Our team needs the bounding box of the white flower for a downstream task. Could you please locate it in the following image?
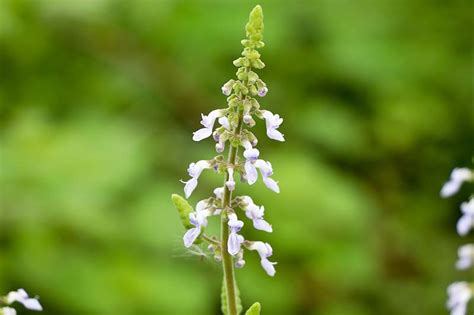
[221,80,234,96]
[218,116,230,130]
[258,86,268,97]
[6,289,42,311]
[182,201,212,247]
[242,140,259,184]
[226,168,236,191]
[1,307,16,315]
[457,198,474,236]
[192,109,225,141]
[213,187,224,200]
[240,196,272,232]
[261,110,284,142]
[181,160,212,198]
[227,213,244,255]
[456,244,474,270]
[447,282,472,315]
[248,241,276,276]
[255,160,280,193]
[235,250,245,268]
[441,168,473,198]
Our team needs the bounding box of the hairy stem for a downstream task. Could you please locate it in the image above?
[221,108,244,315]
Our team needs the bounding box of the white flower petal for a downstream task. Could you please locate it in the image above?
[245,161,258,185]
[260,258,276,276]
[23,299,42,311]
[253,219,273,232]
[228,232,243,255]
[263,177,280,193]
[267,128,285,141]
[183,227,201,248]
[183,178,198,199]
[457,214,473,236]
[192,127,213,141]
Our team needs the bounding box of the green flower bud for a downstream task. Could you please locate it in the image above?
[233,57,244,67]
[243,49,261,60]
[248,5,264,34]
[247,71,259,84]
[171,194,193,229]
[251,59,265,69]
[236,67,247,80]
[249,85,258,96]
[245,302,261,315]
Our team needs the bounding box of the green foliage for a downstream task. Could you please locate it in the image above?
[245,302,261,315]
[221,278,243,315]
[171,194,193,229]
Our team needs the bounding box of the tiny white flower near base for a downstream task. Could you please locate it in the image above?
[441,168,473,198]
[6,289,42,311]
[456,244,474,270]
[192,109,225,141]
[457,198,474,236]
[447,282,472,315]
[261,110,284,142]
[1,307,17,315]
[248,241,276,276]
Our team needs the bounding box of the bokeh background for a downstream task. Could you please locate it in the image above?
[0,0,473,314]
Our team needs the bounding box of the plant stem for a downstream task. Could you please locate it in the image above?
[221,108,244,315]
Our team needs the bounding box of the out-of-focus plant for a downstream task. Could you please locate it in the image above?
[172,5,283,314]
[441,166,474,315]
[0,289,42,315]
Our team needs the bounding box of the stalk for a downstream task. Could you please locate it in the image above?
[221,108,244,315]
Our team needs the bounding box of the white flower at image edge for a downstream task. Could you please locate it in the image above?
[456,244,474,270]
[447,282,472,315]
[6,289,42,311]
[441,168,473,198]
[457,198,474,236]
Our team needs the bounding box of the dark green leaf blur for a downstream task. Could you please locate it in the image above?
[0,0,472,314]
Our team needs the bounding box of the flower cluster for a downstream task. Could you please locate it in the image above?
[441,166,473,315]
[174,5,282,279]
[0,289,42,315]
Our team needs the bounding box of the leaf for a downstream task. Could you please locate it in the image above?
[171,194,193,229]
[221,277,243,314]
[245,302,261,315]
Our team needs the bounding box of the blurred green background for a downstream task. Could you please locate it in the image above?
[0,0,472,314]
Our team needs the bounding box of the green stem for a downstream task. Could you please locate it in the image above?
[221,108,244,315]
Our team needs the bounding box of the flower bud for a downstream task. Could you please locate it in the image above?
[171,194,194,229]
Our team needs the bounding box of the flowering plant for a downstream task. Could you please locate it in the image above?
[171,5,283,314]
[441,166,474,315]
[0,289,42,315]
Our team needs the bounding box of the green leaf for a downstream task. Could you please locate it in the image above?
[221,278,243,314]
[171,194,193,229]
[245,302,261,315]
